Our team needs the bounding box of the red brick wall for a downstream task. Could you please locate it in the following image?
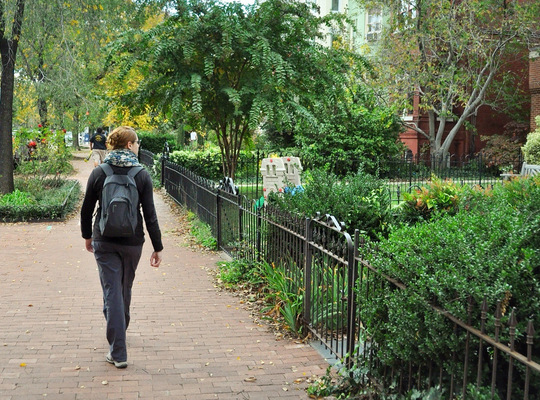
[530,48,540,131]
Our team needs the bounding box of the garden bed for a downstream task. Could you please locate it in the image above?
[0,179,81,222]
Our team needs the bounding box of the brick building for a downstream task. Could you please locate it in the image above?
[320,0,538,157]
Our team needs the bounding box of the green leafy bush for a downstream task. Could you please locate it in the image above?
[187,211,217,249]
[169,148,258,181]
[268,168,391,238]
[0,179,81,221]
[0,189,36,206]
[521,116,540,164]
[359,175,540,395]
[137,131,181,154]
[169,148,223,180]
[217,259,262,288]
[217,258,304,335]
[395,176,473,224]
[14,128,73,179]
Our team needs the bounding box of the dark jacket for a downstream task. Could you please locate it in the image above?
[80,165,163,252]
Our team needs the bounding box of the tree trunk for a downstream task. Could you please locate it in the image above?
[36,53,48,126]
[38,97,48,127]
[0,46,15,193]
[0,0,26,195]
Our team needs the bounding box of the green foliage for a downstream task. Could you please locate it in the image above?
[256,260,304,335]
[360,176,540,383]
[0,178,81,221]
[14,128,73,180]
[169,148,223,180]
[522,117,540,164]
[216,258,304,336]
[169,148,257,181]
[106,0,362,178]
[295,77,404,176]
[462,385,501,400]
[396,176,471,224]
[358,0,539,157]
[217,259,262,288]
[0,189,36,206]
[187,211,217,249]
[137,131,181,155]
[269,168,391,238]
[307,347,446,399]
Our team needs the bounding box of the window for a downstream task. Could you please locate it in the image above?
[400,0,417,19]
[332,0,339,12]
[366,8,382,41]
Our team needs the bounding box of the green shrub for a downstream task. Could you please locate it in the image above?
[360,176,540,394]
[521,116,540,164]
[14,129,73,179]
[0,179,81,221]
[395,176,473,224]
[138,131,181,154]
[217,258,304,336]
[187,211,217,249]
[217,259,261,287]
[268,167,391,238]
[0,189,36,206]
[169,148,258,181]
[170,148,223,180]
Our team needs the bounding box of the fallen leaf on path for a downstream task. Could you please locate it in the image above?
[244,377,257,382]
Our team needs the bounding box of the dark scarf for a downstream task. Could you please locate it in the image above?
[103,149,141,167]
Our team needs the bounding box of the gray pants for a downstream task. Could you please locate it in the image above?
[93,241,143,362]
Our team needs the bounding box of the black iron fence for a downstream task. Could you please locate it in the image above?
[140,149,538,399]
[145,147,523,204]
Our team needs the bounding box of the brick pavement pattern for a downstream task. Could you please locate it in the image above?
[0,154,328,400]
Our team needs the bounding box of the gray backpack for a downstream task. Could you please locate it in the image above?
[98,163,144,237]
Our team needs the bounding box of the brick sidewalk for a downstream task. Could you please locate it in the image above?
[0,153,328,400]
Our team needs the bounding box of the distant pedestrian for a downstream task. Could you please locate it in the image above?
[80,126,163,368]
[190,130,197,148]
[89,127,108,167]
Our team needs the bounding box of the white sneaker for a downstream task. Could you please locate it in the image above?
[106,352,128,368]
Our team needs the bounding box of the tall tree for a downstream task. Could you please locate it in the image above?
[0,0,25,195]
[356,0,540,159]
[17,0,145,131]
[106,0,351,178]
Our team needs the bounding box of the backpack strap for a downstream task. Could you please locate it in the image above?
[128,166,144,178]
[99,163,114,176]
[99,163,143,178]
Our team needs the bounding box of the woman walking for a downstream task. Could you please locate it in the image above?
[80,126,163,368]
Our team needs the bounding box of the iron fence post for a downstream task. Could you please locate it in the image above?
[255,150,260,200]
[346,230,358,369]
[238,195,243,242]
[216,191,222,250]
[256,206,262,263]
[408,156,413,191]
[303,218,312,327]
[161,141,170,187]
[478,153,483,188]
